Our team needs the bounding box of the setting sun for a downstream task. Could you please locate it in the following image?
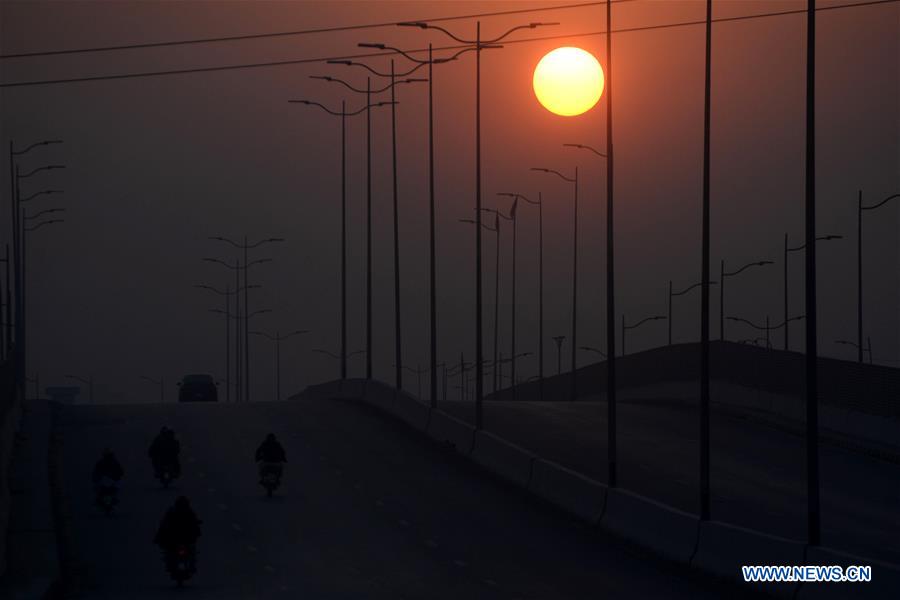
[533,47,604,117]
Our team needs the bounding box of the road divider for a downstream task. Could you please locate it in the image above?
[528,459,607,524]
[601,488,699,563]
[426,409,476,454]
[691,520,805,598]
[471,430,535,488]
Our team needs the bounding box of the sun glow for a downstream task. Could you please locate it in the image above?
[533,47,604,117]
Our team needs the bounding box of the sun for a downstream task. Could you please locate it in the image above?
[533,47,604,117]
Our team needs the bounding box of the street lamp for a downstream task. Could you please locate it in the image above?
[857,191,899,363]
[835,338,873,364]
[65,374,93,403]
[251,329,310,401]
[726,315,805,350]
[532,166,578,402]
[140,375,165,403]
[551,335,566,377]
[719,259,773,340]
[289,97,394,382]
[310,74,418,383]
[500,192,543,401]
[668,279,718,345]
[400,19,558,430]
[621,315,666,356]
[206,237,282,402]
[196,283,260,402]
[21,212,65,370]
[784,234,841,351]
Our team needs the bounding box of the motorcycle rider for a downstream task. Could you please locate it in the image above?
[154,496,202,556]
[149,426,181,479]
[92,448,124,489]
[255,433,286,483]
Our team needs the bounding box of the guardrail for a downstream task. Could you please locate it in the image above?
[299,378,900,597]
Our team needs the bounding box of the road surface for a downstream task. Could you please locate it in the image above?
[57,396,758,599]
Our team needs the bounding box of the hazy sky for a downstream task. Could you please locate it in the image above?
[1,0,897,403]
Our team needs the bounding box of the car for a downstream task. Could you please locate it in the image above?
[177,374,218,402]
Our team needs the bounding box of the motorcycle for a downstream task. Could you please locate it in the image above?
[164,543,197,586]
[259,462,283,497]
[95,478,119,515]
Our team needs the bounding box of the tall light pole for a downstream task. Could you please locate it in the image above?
[310,75,419,382]
[784,234,841,351]
[622,315,666,357]
[857,192,899,363]
[1,245,10,358]
[196,283,260,403]
[346,44,482,408]
[208,236,283,402]
[532,167,578,402]
[484,202,518,398]
[700,0,713,522]
[720,259,773,340]
[21,212,65,375]
[668,279,718,345]
[563,140,612,477]
[551,336,565,377]
[400,19,557,430]
[290,97,394,381]
[500,192,540,400]
[251,329,309,401]
[728,315,805,351]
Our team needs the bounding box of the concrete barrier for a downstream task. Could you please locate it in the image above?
[795,546,900,599]
[471,430,535,488]
[426,409,475,454]
[599,488,699,563]
[529,459,607,524]
[392,391,430,432]
[692,520,805,597]
[364,382,396,414]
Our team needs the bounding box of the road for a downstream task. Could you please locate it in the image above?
[440,396,900,564]
[57,396,758,599]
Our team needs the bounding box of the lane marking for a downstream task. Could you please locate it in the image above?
[398,519,410,527]
[453,559,467,568]
[264,565,275,573]
[232,523,243,532]
[218,503,228,510]
[425,539,438,549]
[207,487,216,493]
[484,579,498,587]
[247,545,258,553]
[375,500,384,507]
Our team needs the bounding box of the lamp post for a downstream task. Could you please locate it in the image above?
[622,315,666,357]
[485,200,518,399]
[459,215,501,395]
[727,315,805,350]
[500,192,543,401]
[202,258,243,401]
[857,192,899,362]
[311,72,425,388]
[21,213,65,371]
[207,236,283,402]
[195,283,260,403]
[532,167,578,401]
[1,245,10,358]
[290,97,394,381]
[835,338,873,364]
[399,19,557,430]
[344,44,484,408]
[784,234,842,351]
[668,279,718,345]
[251,329,310,401]
[720,259,773,340]
[65,374,93,403]
[140,375,164,403]
[552,335,565,376]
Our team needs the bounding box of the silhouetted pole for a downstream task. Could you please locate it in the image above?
[366,77,373,379]
[804,0,820,546]
[428,45,436,407]
[341,102,347,379]
[532,167,578,402]
[234,263,241,402]
[784,233,841,351]
[251,330,309,401]
[552,335,565,376]
[622,315,666,357]
[492,211,500,395]
[389,62,404,390]
[606,0,618,489]
[700,0,712,522]
[510,199,518,400]
[720,259,773,340]
[2,245,10,357]
[401,20,555,430]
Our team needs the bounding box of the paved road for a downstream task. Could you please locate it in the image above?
[57,397,758,599]
[440,396,900,564]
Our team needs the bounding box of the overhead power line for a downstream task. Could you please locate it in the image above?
[0,0,895,89]
[0,0,635,60]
